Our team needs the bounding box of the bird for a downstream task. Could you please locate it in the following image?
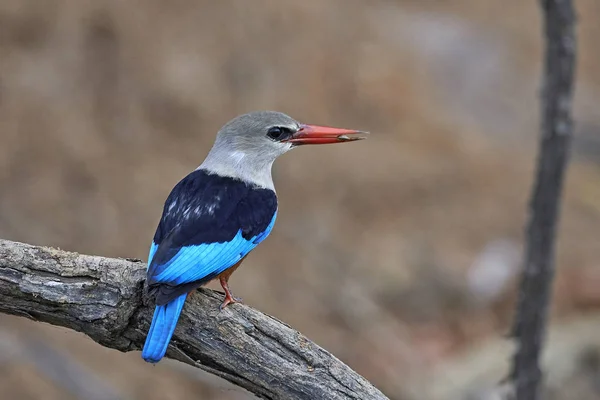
[141,110,366,363]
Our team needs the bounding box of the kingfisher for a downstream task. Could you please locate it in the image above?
[141,111,366,363]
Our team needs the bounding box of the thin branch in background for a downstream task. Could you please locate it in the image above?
[510,1,577,400]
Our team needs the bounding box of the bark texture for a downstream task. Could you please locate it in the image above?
[0,239,388,400]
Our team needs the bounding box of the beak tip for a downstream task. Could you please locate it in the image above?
[339,130,370,142]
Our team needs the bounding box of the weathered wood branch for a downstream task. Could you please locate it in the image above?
[510,0,576,399]
[0,239,388,400]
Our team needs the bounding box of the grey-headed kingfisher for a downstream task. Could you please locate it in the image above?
[142,111,366,363]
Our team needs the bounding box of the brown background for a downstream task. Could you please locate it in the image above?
[1,1,599,399]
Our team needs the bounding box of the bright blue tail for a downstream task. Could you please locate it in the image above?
[141,294,187,363]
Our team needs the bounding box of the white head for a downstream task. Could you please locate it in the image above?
[199,111,366,190]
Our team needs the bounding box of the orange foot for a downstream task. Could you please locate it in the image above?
[219,276,242,311]
[219,291,243,311]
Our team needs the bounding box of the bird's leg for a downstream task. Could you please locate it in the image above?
[219,276,242,311]
[217,260,244,311]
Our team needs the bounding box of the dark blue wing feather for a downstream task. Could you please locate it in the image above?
[146,169,277,305]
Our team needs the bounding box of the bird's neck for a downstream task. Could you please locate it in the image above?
[198,149,275,191]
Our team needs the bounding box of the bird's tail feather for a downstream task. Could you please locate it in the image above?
[141,293,187,363]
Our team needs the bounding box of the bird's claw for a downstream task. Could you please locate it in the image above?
[219,293,243,311]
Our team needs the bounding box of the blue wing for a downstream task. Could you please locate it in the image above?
[149,214,276,285]
[146,169,278,305]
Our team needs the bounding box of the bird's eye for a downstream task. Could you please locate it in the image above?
[267,126,292,141]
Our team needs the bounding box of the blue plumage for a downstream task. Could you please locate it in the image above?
[148,242,158,266]
[142,169,277,363]
[152,227,272,285]
[141,293,187,363]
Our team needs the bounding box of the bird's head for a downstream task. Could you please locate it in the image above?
[202,111,367,188]
[214,110,367,161]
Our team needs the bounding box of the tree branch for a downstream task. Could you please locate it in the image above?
[510,1,577,399]
[0,239,388,400]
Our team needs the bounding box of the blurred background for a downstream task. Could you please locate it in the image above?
[0,0,599,399]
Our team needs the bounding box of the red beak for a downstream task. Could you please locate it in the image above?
[285,124,368,145]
